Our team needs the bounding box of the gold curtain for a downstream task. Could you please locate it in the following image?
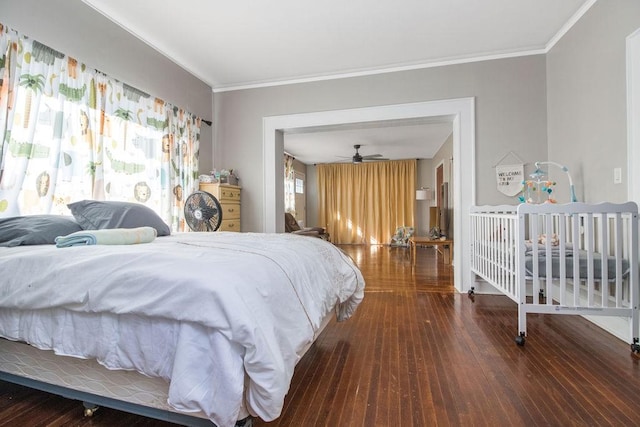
[317,159,416,244]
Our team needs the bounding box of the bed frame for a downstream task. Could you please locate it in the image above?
[470,202,639,350]
[0,309,335,426]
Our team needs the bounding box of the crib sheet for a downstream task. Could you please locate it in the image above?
[525,249,630,280]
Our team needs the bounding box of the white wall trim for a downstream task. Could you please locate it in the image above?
[545,0,597,52]
[263,98,476,292]
[627,28,640,204]
[214,51,544,93]
[211,2,594,93]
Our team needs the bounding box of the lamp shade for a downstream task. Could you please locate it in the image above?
[416,188,430,200]
[416,187,433,200]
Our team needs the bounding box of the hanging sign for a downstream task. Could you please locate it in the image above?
[495,163,524,196]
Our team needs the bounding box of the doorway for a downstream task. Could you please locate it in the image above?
[262,98,476,292]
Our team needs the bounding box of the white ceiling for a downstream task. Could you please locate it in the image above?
[284,117,455,164]
[82,0,593,164]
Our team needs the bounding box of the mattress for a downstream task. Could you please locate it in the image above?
[0,308,239,420]
[525,249,630,280]
[473,241,630,281]
[0,338,182,414]
[0,307,336,425]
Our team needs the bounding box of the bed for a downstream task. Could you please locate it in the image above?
[0,230,365,426]
[469,202,639,350]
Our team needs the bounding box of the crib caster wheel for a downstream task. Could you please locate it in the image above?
[515,333,526,346]
[83,402,99,417]
[631,338,640,353]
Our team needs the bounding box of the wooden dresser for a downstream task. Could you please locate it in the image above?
[198,183,241,232]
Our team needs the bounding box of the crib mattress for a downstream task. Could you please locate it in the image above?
[525,249,630,280]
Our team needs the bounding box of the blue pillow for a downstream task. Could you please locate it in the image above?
[0,215,84,247]
[68,200,171,236]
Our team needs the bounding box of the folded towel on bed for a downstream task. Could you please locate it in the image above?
[55,226,157,248]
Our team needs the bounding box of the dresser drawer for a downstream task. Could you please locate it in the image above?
[198,183,217,193]
[217,186,240,202]
[221,203,240,220]
[199,183,241,202]
[219,219,241,232]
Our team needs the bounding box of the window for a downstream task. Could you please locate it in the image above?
[0,23,201,231]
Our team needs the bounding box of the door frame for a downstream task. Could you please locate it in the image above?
[627,28,640,204]
[262,97,475,292]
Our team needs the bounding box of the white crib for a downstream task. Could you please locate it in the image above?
[470,202,639,350]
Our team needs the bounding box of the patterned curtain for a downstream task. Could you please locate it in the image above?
[0,23,201,231]
[284,153,295,215]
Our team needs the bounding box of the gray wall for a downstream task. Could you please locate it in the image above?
[431,134,454,238]
[216,56,548,231]
[305,164,320,228]
[6,1,636,232]
[547,0,640,203]
[1,0,214,168]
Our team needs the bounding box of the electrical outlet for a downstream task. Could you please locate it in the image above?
[614,167,622,184]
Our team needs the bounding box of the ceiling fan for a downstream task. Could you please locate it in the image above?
[341,144,388,164]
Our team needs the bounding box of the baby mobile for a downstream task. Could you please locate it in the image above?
[518,161,577,204]
[519,170,556,204]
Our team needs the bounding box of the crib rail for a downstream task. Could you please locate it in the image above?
[470,202,639,350]
[470,205,519,302]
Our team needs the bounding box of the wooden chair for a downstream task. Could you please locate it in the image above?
[284,213,330,241]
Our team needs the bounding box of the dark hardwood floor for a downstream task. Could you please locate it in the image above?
[3,245,640,426]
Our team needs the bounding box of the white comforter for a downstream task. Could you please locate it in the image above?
[0,232,365,426]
